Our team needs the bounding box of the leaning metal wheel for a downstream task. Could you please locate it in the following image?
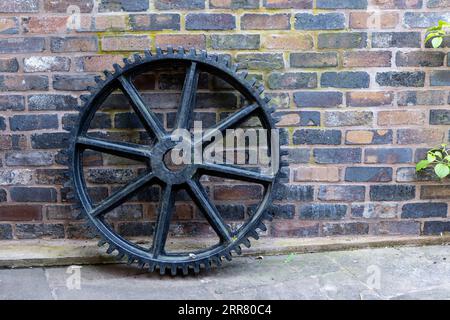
[68,47,281,275]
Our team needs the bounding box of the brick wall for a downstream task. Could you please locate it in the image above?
[0,0,450,241]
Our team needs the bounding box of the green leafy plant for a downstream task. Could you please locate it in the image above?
[416,144,450,179]
[425,20,450,48]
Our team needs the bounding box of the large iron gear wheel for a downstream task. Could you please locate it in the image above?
[68,47,282,275]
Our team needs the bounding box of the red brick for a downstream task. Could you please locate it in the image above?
[263,34,313,50]
[22,16,69,34]
[294,167,340,182]
[75,55,124,72]
[241,14,290,30]
[0,205,42,221]
[378,110,426,126]
[155,34,206,50]
[214,185,262,200]
[101,35,151,51]
[350,12,399,29]
[346,91,393,107]
[343,51,392,67]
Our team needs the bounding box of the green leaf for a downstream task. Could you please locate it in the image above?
[434,163,450,179]
[416,159,430,171]
[432,36,443,48]
[427,153,436,162]
[435,151,443,159]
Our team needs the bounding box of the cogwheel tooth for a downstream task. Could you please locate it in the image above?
[249,230,259,240]
[267,106,276,113]
[263,96,271,103]
[156,47,163,56]
[98,239,107,247]
[212,256,221,267]
[234,245,242,255]
[113,63,122,73]
[167,46,174,55]
[80,95,89,103]
[170,264,177,276]
[242,238,251,248]
[189,48,196,56]
[208,54,218,62]
[177,46,185,55]
[103,70,113,78]
[239,71,248,79]
[265,211,274,221]
[87,86,97,93]
[144,49,152,58]
[258,222,267,232]
[231,64,238,73]
[247,77,257,86]
[94,75,103,84]
[106,245,116,254]
[193,262,200,274]
[257,85,265,94]
[203,260,211,272]
[159,264,166,275]
[182,264,189,276]
[115,252,125,261]
[123,57,131,65]
[224,252,232,261]
[280,149,289,156]
[200,50,207,58]
[137,261,145,269]
[280,160,289,167]
[133,53,142,63]
[127,256,135,265]
[148,262,156,273]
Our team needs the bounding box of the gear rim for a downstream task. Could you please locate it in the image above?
[68,47,281,275]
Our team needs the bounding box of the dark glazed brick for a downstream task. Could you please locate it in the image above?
[299,204,347,220]
[31,132,70,149]
[16,223,64,239]
[210,34,260,50]
[321,72,369,88]
[345,167,392,182]
[213,0,259,8]
[372,32,421,48]
[267,72,317,89]
[10,114,58,131]
[10,187,57,203]
[396,51,445,67]
[318,33,367,49]
[370,185,415,201]
[5,151,53,166]
[0,0,39,12]
[28,94,78,111]
[0,58,19,72]
[0,117,5,130]
[36,169,69,185]
[283,148,310,164]
[322,222,369,236]
[271,221,319,237]
[290,52,338,68]
[293,129,341,145]
[423,221,450,235]
[118,222,153,237]
[273,184,314,201]
[186,14,235,30]
[318,185,365,201]
[430,71,450,86]
[404,12,450,28]
[63,113,111,130]
[235,53,284,71]
[129,14,180,31]
[295,13,345,30]
[273,111,320,126]
[67,223,98,239]
[250,204,296,219]
[316,0,367,8]
[430,110,450,125]
[50,36,98,52]
[45,0,94,12]
[100,0,149,11]
[0,96,24,111]
[263,0,312,8]
[0,224,13,240]
[155,0,205,9]
[0,189,6,202]
[314,148,362,164]
[377,221,420,235]
[53,75,96,91]
[293,91,342,108]
[376,72,425,87]
[398,90,447,106]
[364,148,412,163]
[0,37,45,53]
[402,203,447,218]
[217,204,245,220]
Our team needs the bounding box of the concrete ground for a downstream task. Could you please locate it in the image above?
[0,244,448,300]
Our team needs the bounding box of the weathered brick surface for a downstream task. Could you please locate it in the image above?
[0,1,448,240]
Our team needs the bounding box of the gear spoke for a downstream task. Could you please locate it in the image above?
[152,184,175,258]
[187,179,232,243]
[117,75,166,140]
[195,103,259,147]
[175,62,199,129]
[76,136,150,160]
[198,163,273,184]
[91,172,156,218]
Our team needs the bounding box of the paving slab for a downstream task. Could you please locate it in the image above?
[0,244,447,300]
